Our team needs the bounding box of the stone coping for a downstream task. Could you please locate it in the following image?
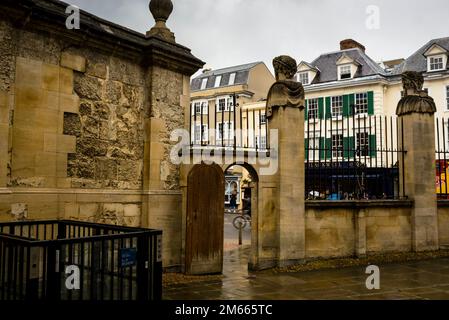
[0,188,181,196]
[306,200,413,208]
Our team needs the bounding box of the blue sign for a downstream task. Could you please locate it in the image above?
[120,248,137,268]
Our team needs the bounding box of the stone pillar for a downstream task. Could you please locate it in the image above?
[266,56,306,266]
[142,0,204,270]
[397,71,439,251]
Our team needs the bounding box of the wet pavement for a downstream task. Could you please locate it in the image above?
[164,243,449,300]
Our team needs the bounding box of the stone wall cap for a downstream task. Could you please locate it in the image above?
[306,200,413,208]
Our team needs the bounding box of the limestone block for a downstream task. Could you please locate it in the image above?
[45,91,59,110]
[11,203,28,220]
[79,203,99,220]
[12,127,44,151]
[35,152,57,177]
[15,57,42,88]
[59,67,74,95]
[124,216,141,227]
[64,202,79,219]
[42,63,60,92]
[59,93,79,113]
[15,87,45,108]
[56,153,68,178]
[44,133,76,153]
[124,204,141,217]
[61,52,86,73]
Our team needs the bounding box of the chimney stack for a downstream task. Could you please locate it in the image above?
[340,39,366,52]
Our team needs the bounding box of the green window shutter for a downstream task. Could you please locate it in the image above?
[305,138,309,159]
[325,138,332,159]
[349,136,355,159]
[325,97,331,119]
[318,98,324,119]
[368,91,374,115]
[343,95,350,117]
[319,137,325,160]
[349,94,355,116]
[369,135,377,157]
[304,99,308,121]
[343,137,349,158]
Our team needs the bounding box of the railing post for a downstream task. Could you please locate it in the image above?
[397,71,439,251]
[136,234,150,301]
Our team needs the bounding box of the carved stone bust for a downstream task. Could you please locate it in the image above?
[396,71,436,116]
[266,55,304,118]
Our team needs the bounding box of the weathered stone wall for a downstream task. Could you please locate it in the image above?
[304,203,413,259]
[438,203,449,248]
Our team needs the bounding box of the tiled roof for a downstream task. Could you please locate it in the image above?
[393,37,449,74]
[191,62,262,91]
[309,48,387,83]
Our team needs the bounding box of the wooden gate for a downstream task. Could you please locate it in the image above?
[186,164,225,275]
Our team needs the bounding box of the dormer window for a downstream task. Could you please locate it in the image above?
[339,65,352,80]
[424,44,448,72]
[200,78,208,90]
[429,55,445,71]
[298,72,310,85]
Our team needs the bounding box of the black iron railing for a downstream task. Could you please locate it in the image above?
[190,95,269,152]
[436,117,449,199]
[305,113,406,200]
[0,220,162,301]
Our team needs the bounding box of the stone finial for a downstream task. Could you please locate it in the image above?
[147,0,176,42]
[396,71,436,116]
[267,55,304,118]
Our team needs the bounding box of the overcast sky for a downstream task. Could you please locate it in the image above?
[66,0,449,75]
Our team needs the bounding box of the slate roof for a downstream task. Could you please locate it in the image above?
[393,37,449,74]
[307,48,387,84]
[191,62,262,91]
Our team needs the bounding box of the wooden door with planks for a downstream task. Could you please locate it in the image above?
[186,164,225,275]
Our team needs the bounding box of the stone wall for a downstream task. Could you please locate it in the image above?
[0,0,203,271]
[304,202,413,260]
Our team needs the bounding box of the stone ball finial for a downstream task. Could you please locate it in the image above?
[273,55,298,81]
[396,71,436,116]
[150,0,173,22]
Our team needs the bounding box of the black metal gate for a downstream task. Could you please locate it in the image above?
[0,220,162,301]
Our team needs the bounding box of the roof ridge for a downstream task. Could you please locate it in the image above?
[195,61,262,79]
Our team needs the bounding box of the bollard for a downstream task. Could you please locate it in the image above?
[238,221,243,246]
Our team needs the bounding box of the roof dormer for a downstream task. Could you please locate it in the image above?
[336,54,360,80]
[296,61,319,85]
[424,43,448,72]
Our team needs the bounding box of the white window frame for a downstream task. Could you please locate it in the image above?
[356,132,369,157]
[331,96,343,118]
[214,75,222,88]
[193,124,208,144]
[446,86,449,111]
[355,93,368,115]
[298,72,309,85]
[256,136,267,149]
[191,100,208,115]
[200,78,208,90]
[308,136,320,161]
[216,96,234,112]
[229,73,236,85]
[338,64,352,80]
[308,98,319,120]
[332,134,344,158]
[428,55,445,72]
[217,121,234,141]
[260,113,267,125]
